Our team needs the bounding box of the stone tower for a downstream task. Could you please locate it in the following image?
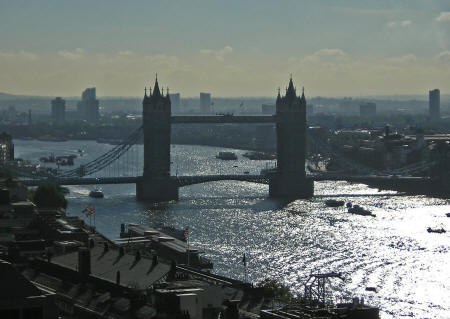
[269,78,313,198]
[136,77,179,201]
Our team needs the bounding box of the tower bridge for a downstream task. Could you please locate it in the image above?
[15,77,442,200]
[136,77,312,201]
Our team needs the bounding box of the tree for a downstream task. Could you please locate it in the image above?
[257,279,295,303]
[33,184,67,208]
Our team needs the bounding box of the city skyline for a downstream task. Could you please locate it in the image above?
[0,0,449,97]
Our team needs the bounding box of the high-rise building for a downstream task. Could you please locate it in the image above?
[77,87,100,122]
[169,93,181,113]
[360,102,376,119]
[51,97,66,125]
[200,92,211,114]
[429,89,440,121]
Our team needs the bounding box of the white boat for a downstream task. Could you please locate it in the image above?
[89,189,104,198]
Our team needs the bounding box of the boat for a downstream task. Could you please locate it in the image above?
[347,205,376,217]
[325,199,345,207]
[427,227,446,234]
[216,152,237,160]
[39,154,56,163]
[243,171,250,174]
[56,155,75,166]
[242,151,276,160]
[89,189,104,198]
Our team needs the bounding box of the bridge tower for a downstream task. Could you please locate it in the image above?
[136,77,179,201]
[269,78,314,198]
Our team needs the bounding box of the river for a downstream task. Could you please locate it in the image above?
[13,139,450,319]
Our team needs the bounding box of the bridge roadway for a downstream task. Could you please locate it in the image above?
[171,115,276,124]
[21,173,431,188]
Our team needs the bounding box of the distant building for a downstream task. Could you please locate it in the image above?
[360,102,376,119]
[0,132,14,162]
[200,92,211,114]
[261,104,275,115]
[77,87,100,122]
[51,97,65,125]
[306,103,314,116]
[429,89,440,121]
[169,93,181,113]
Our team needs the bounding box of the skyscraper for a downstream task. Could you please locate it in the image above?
[169,93,181,113]
[51,97,66,125]
[200,92,211,114]
[77,87,100,122]
[429,89,440,121]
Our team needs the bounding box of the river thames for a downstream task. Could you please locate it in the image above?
[14,139,450,319]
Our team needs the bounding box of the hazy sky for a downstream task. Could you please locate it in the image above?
[1,0,449,97]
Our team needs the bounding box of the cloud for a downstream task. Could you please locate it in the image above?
[386,54,417,64]
[387,21,397,28]
[435,12,450,22]
[58,48,85,60]
[299,48,348,65]
[117,50,133,57]
[401,20,412,26]
[200,46,233,61]
[200,49,213,55]
[387,20,411,28]
[0,50,37,61]
[0,50,15,59]
[434,51,450,64]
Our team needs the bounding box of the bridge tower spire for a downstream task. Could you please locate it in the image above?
[269,77,313,198]
[137,76,178,201]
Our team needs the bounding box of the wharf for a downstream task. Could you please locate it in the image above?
[117,223,212,269]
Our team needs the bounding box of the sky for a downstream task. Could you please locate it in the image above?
[0,0,449,97]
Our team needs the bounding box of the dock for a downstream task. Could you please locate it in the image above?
[117,223,212,269]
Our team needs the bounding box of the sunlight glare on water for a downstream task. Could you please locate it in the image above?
[14,140,450,319]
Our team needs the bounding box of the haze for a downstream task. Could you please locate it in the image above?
[0,0,449,97]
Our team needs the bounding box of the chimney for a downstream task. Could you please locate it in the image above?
[135,250,141,261]
[116,270,121,285]
[78,247,91,278]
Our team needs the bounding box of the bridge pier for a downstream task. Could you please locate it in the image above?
[269,176,314,199]
[136,178,179,202]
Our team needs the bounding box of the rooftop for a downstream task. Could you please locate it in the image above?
[51,244,170,289]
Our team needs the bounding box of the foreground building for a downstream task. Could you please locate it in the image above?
[0,132,14,163]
